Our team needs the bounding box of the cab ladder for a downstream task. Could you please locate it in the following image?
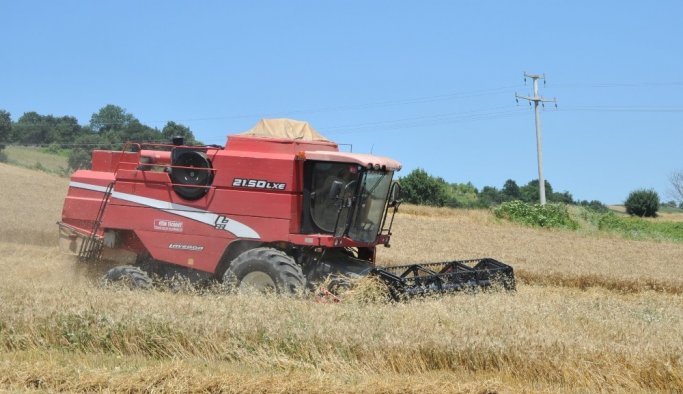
[78,182,114,262]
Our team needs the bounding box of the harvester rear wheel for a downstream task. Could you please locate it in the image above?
[102,265,152,290]
[223,247,305,295]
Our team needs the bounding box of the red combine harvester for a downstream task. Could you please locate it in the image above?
[59,119,514,299]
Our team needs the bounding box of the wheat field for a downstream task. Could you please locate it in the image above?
[1,162,682,393]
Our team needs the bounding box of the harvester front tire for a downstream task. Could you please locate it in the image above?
[102,265,152,290]
[223,247,305,295]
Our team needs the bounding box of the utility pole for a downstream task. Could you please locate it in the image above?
[516,73,557,205]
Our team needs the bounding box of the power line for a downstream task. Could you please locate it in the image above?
[553,81,683,89]
[558,106,683,113]
[325,111,526,135]
[140,85,523,125]
[196,104,525,138]
[324,106,513,130]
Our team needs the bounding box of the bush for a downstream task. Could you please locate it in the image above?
[493,200,578,229]
[444,182,479,208]
[579,200,609,213]
[41,143,69,156]
[624,189,660,217]
[68,149,92,170]
[33,162,46,172]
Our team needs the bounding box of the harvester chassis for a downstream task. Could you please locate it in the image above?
[59,122,516,300]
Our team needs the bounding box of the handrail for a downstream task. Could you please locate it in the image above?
[113,141,219,176]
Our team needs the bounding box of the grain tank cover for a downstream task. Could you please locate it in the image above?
[239,118,330,141]
[227,118,337,154]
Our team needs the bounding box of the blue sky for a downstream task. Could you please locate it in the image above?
[2,1,681,204]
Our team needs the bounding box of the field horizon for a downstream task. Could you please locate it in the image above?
[1,162,682,393]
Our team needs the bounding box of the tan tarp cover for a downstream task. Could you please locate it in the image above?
[240,118,329,141]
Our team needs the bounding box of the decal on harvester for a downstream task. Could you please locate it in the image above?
[169,243,204,251]
[214,215,230,230]
[154,219,184,232]
[69,181,261,239]
[232,178,286,190]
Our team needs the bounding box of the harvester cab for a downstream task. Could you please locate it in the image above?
[58,118,513,299]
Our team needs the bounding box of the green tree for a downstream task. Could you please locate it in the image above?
[120,119,160,143]
[445,182,479,208]
[90,104,136,133]
[520,179,554,203]
[90,105,166,146]
[399,168,448,206]
[478,186,504,206]
[12,112,83,145]
[624,189,660,217]
[550,190,574,204]
[0,110,11,150]
[13,112,50,144]
[162,121,199,145]
[52,115,83,144]
[502,179,521,201]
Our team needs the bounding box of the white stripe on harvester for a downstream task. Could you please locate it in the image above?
[69,181,260,239]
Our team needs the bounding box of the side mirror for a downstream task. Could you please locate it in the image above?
[389,182,401,206]
[327,180,344,200]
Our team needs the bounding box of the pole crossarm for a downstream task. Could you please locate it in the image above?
[515,94,556,103]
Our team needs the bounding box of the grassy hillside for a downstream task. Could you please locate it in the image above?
[1,163,683,393]
[0,163,68,245]
[1,145,70,176]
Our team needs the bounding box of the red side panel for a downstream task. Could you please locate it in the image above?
[61,171,115,234]
[134,230,230,273]
[101,201,291,273]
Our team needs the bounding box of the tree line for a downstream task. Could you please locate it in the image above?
[0,105,200,170]
[399,168,608,210]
